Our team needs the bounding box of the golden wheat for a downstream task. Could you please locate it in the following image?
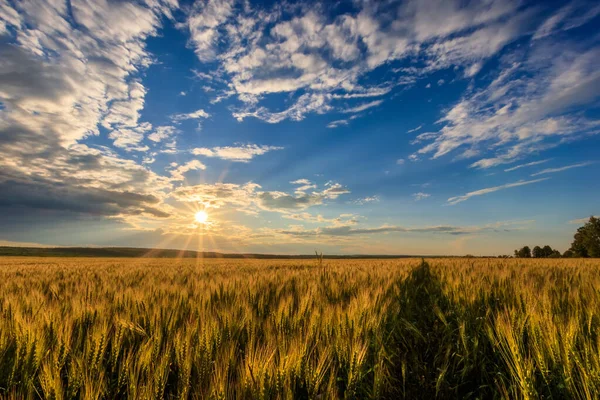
[0,257,599,399]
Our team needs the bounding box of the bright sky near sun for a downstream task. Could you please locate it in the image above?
[0,0,599,255]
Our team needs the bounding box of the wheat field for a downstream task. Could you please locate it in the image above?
[0,257,599,399]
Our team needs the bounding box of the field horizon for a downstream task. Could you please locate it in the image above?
[0,246,477,259]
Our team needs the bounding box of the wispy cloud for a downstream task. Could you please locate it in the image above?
[413,192,431,201]
[290,179,317,192]
[569,216,599,224]
[171,109,210,123]
[417,40,600,169]
[447,178,548,205]
[531,161,594,176]
[407,125,423,133]
[342,100,383,114]
[278,219,534,238]
[533,3,600,40]
[233,94,331,123]
[354,196,380,205]
[327,119,349,128]
[504,159,551,172]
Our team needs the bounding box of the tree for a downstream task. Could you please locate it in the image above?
[532,246,543,258]
[514,246,531,258]
[569,216,600,258]
[563,249,574,258]
[549,250,561,258]
[542,245,553,258]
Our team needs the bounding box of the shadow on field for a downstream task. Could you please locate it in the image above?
[380,259,499,399]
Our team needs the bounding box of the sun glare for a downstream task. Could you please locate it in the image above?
[195,210,208,224]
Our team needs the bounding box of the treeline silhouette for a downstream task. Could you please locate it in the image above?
[515,216,600,258]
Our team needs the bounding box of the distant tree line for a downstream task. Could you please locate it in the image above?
[514,216,600,258]
[514,245,560,258]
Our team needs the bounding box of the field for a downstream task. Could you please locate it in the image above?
[1,257,600,399]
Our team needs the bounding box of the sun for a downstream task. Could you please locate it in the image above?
[194,210,208,224]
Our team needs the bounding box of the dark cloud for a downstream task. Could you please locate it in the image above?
[0,122,171,221]
[0,179,169,218]
[0,44,75,104]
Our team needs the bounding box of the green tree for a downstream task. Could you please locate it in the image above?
[514,246,531,258]
[532,246,543,258]
[563,249,574,258]
[542,245,554,258]
[549,250,561,258]
[569,216,600,257]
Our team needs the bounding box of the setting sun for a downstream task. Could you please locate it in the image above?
[194,210,208,224]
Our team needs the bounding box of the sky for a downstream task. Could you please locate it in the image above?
[0,0,599,255]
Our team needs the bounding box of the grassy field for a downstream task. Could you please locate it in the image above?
[0,257,599,399]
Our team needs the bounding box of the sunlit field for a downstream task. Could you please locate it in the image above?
[1,257,600,399]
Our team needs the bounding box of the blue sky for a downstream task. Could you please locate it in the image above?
[0,0,598,255]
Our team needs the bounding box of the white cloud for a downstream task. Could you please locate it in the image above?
[0,0,171,148]
[257,182,350,212]
[531,161,594,176]
[170,180,350,214]
[233,93,332,123]
[186,0,235,62]
[170,160,207,181]
[191,144,283,162]
[184,0,537,125]
[290,179,317,192]
[171,109,210,123]
[0,0,178,220]
[290,179,311,185]
[447,178,548,205]
[148,126,178,143]
[417,42,600,168]
[354,196,380,205]
[171,182,260,211]
[413,192,431,201]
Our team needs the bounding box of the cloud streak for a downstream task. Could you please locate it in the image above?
[531,161,595,176]
[278,219,534,238]
[447,178,548,205]
[504,159,551,172]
